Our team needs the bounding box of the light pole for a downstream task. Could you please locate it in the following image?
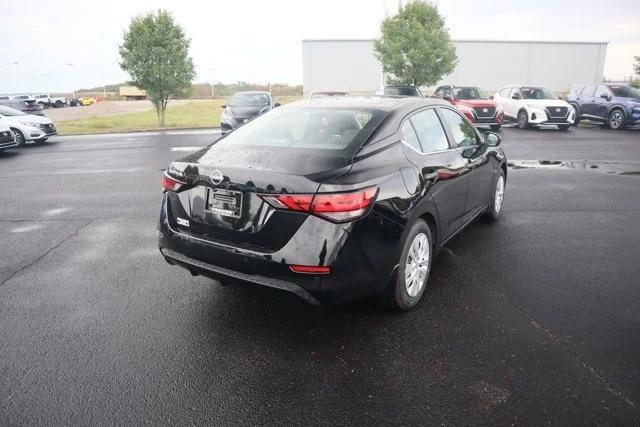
[208,67,216,98]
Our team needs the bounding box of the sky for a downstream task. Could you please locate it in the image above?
[0,0,638,93]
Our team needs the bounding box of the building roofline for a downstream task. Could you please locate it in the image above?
[302,39,609,45]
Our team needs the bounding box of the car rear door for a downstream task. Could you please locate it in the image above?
[438,107,493,222]
[400,108,469,240]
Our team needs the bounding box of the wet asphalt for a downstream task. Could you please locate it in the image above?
[0,124,639,424]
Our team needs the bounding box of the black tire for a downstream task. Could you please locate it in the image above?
[380,220,432,311]
[570,104,581,126]
[490,124,501,131]
[484,170,506,221]
[558,124,571,131]
[608,109,625,130]
[517,109,529,129]
[10,128,25,147]
[55,100,63,108]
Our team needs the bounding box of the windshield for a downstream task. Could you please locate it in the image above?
[608,85,640,98]
[229,93,270,107]
[521,87,557,100]
[453,87,490,100]
[385,87,422,97]
[0,105,26,116]
[206,107,384,155]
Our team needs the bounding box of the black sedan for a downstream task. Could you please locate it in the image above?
[159,97,507,310]
[219,91,280,133]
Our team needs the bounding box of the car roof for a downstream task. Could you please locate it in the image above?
[283,96,449,112]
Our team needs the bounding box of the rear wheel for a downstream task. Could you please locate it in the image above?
[608,109,625,130]
[517,109,529,129]
[55,100,63,108]
[558,124,571,131]
[380,220,432,311]
[10,128,25,147]
[490,124,501,131]
[484,171,505,221]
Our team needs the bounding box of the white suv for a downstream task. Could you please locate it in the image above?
[493,85,575,130]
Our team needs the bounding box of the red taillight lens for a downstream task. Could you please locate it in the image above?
[259,186,378,223]
[161,172,184,192]
[290,265,331,274]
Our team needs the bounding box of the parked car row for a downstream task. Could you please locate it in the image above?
[0,104,57,151]
[317,82,639,131]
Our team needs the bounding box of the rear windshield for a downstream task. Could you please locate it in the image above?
[210,107,384,153]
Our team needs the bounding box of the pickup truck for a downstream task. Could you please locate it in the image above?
[34,94,68,108]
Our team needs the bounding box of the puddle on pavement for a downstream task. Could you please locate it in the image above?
[508,160,640,177]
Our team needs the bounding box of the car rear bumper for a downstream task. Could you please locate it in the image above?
[160,248,322,305]
[157,195,400,304]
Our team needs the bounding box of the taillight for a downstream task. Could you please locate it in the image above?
[161,172,185,192]
[259,186,378,223]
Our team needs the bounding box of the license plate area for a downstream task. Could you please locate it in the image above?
[206,188,243,218]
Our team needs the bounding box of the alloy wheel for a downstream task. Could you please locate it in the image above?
[494,176,505,214]
[11,129,24,146]
[518,111,527,129]
[609,111,623,129]
[404,232,430,297]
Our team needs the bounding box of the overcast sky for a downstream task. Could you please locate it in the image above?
[1,0,638,93]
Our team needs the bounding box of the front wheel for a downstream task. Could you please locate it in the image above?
[608,109,625,130]
[10,128,25,147]
[484,171,505,221]
[558,124,571,131]
[517,110,529,129]
[490,124,501,131]
[380,220,432,311]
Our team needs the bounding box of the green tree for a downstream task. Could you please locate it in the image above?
[119,10,195,126]
[374,0,457,87]
[634,56,640,76]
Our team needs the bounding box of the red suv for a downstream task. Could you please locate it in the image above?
[434,85,504,130]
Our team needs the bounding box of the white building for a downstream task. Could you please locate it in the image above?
[302,39,608,95]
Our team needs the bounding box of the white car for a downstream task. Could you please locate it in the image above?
[493,85,575,130]
[0,104,57,146]
[0,116,18,152]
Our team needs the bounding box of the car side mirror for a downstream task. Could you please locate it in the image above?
[489,95,494,99]
[221,104,227,108]
[511,93,521,100]
[484,131,502,147]
[600,93,609,99]
[274,102,281,107]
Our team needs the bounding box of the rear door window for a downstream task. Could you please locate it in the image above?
[582,85,596,97]
[409,109,450,153]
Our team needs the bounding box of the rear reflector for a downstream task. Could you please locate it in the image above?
[161,172,185,192]
[290,265,331,274]
[259,186,378,223]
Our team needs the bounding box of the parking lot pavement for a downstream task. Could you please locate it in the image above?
[0,127,639,424]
